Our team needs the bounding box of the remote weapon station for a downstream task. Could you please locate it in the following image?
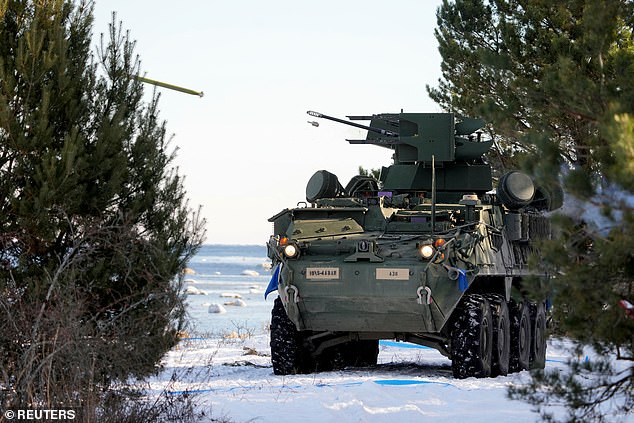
[266,111,560,378]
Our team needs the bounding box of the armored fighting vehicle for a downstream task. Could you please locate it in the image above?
[266,111,560,379]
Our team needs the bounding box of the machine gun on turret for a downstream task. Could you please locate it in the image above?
[307,111,398,137]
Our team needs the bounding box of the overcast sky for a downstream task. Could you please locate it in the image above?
[92,0,445,245]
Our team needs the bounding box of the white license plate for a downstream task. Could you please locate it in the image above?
[376,268,410,280]
[306,267,340,280]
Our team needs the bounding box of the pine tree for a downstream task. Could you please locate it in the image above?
[358,165,381,180]
[0,0,205,416]
[430,1,633,421]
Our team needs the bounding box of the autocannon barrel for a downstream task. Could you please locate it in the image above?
[307,111,398,137]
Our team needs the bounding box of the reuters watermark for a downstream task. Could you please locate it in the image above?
[3,409,76,421]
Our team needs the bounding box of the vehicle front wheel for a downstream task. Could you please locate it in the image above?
[270,297,314,375]
[451,294,493,379]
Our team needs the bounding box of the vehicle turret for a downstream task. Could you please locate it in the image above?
[306,111,493,202]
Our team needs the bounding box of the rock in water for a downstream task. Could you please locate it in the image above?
[185,286,206,295]
[224,299,247,307]
[208,303,227,314]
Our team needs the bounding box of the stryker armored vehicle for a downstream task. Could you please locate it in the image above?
[266,111,561,379]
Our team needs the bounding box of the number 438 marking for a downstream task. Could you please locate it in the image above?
[376,268,409,280]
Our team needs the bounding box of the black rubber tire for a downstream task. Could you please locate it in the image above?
[270,297,314,375]
[451,294,493,379]
[344,340,379,367]
[509,300,531,373]
[486,294,510,377]
[313,346,343,372]
[529,301,547,370]
[313,339,379,371]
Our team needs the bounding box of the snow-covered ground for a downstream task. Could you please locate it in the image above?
[157,243,632,422]
[147,332,613,423]
[160,238,633,423]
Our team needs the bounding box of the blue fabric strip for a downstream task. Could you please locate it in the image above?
[264,264,280,299]
[458,269,468,292]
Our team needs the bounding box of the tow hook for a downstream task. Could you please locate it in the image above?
[284,284,301,303]
[417,286,433,305]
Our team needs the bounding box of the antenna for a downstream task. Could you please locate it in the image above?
[431,155,436,235]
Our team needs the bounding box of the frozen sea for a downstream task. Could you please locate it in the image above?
[183,244,273,335]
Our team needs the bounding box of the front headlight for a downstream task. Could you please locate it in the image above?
[419,244,435,260]
[283,244,299,258]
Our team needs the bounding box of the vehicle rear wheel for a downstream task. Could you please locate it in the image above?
[530,301,547,370]
[509,299,531,373]
[345,340,379,367]
[486,294,510,377]
[315,339,379,371]
[451,294,493,379]
[270,297,314,375]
